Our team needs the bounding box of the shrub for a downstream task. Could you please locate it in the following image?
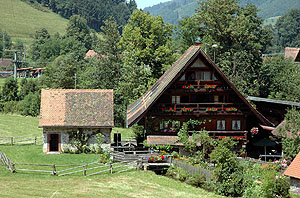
[19,92,41,116]
[274,175,290,198]
[186,173,206,188]
[2,101,20,114]
[210,138,244,197]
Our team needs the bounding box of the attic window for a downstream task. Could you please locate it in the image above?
[179,74,185,81]
[191,59,206,68]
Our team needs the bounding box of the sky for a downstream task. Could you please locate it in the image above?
[135,0,171,9]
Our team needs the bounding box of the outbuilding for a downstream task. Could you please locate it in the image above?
[39,89,114,153]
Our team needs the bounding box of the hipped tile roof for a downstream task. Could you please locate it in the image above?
[284,151,300,179]
[127,45,272,127]
[285,47,300,62]
[39,89,114,128]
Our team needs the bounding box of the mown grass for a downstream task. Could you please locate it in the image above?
[0,170,221,198]
[0,114,42,137]
[0,0,68,43]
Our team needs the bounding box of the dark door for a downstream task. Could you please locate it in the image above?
[49,134,59,152]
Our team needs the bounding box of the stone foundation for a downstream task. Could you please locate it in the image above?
[43,127,111,153]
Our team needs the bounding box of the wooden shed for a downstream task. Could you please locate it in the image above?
[39,89,114,153]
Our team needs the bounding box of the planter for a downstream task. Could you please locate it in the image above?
[206,107,218,112]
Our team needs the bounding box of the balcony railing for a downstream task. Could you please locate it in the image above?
[170,80,230,91]
[157,103,244,114]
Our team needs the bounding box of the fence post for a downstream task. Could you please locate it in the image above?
[52,164,56,175]
[11,163,15,173]
[110,163,113,174]
[83,165,87,176]
[34,137,37,145]
[11,137,13,145]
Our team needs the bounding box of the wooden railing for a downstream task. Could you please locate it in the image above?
[158,103,244,114]
[0,136,43,145]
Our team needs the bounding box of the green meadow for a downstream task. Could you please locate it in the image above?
[0,0,68,44]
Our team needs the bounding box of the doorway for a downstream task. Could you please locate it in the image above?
[49,134,59,152]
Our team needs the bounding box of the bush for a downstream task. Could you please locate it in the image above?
[2,101,20,114]
[186,173,206,188]
[19,92,41,116]
[210,138,244,197]
[274,175,290,198]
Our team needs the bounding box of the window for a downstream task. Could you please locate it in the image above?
[179,74,185,81]
[214,95,219,103]
[196,71,212,80]
[191,59,206,68]
[212,73,217,80]
[217,120,226,130]
[232,120,241,130]
[172,96,180,104]
[160,120,168,129]
[187,71,195,80]
[203,71,211,80]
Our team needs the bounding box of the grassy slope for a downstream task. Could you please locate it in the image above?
[0,170,221,198]
[0,114,42,137]
[0,0,68,44]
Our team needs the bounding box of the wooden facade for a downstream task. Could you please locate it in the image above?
[127,45,272,152]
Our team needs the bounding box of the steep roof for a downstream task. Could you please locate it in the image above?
[272,120,300,138]
[285,47,300,62]
[284,151,300,179]
[39,89,114,128]
[127,45,272,127]
[247,96,300,107]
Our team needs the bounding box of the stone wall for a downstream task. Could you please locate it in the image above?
[291,177,300,188]
[43,127,111,153]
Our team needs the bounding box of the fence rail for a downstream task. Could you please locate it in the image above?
[173,160,212,181]
[0,136,43,145]
[0,150,15,172]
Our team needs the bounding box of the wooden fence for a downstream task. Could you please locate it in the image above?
[0,136,43,145]
[0,150,15,172]
[11,160,138,176]
[173,160,212,181]
[112,150,159,162]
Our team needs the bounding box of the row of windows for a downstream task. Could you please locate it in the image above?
[159,120,241,131]
[171,95,226,104]
[179,71,217,81]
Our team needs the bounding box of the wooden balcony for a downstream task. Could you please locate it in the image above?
[147,131,248,145]
[169,80,231,92]
[151,103,246,115]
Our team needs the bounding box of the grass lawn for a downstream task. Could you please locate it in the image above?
[0,0,68,43]
[0,170,221,198]
[0,114,42,138]
[0,78,6,89]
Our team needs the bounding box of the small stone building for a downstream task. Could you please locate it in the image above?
[39,89,114,153]
[284,151,300,189]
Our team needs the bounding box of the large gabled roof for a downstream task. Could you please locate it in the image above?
[127,45,272,127]
[39,89,114,128]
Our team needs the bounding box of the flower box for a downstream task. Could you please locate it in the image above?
[162,107,176,113]
[148,155,165,163]
[181,107,194,112]
[225,107,238,112]
[206,107,218,112]
[182,84,194,89]
[204,84,217,89]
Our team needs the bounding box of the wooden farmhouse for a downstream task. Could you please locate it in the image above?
[127,44,273,155]
[39,89,114,153]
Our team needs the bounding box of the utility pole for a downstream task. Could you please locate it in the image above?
[2,33,5,61]
[13,51,17,79]
[74,73,77,89]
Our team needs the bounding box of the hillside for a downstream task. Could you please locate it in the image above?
[0,0,68,44]
[144,0,300,25]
